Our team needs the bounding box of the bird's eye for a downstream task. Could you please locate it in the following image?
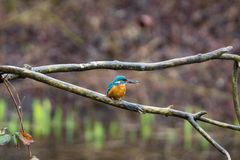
[116,80,124,84]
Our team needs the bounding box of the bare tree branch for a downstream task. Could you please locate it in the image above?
[2,64,240,132]
[0,65,239,130]
[0,46,234,82]
[199,117,240,131]
[232,61,240,124]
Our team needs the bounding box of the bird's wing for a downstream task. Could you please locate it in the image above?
[107,82,114,94]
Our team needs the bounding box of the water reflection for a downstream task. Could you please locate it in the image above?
[0,98,240,159]
[1,137,240,160]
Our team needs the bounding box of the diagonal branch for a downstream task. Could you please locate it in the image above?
[0,46,234,82]
[0,66,239,159]
[188,113,231,160]
[0,66,240,131]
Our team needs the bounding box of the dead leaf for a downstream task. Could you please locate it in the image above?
[18,132,34,146]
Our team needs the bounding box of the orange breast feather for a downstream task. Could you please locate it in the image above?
[107,84,126,100]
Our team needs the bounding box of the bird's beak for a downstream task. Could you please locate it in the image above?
[127,79,140,84]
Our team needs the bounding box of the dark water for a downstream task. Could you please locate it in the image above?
[1,134,239,160]
[0,99,239,160]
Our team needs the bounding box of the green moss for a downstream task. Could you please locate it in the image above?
[184,107,193,149]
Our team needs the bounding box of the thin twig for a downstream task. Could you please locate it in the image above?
[6,79,22,105]
[2,78,32,159]
[232,61,240,124]
[4,80,24,121]
[198,116,240,131]
[3,79,24,132]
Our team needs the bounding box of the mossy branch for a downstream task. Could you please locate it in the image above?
[232,61,240,124]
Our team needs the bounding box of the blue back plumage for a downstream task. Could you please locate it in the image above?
[107,76,127,94]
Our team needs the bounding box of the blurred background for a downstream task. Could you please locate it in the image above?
[0,0,240,159]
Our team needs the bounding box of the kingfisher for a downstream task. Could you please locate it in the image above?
[107,75,139,100]
[107,75,144,112]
